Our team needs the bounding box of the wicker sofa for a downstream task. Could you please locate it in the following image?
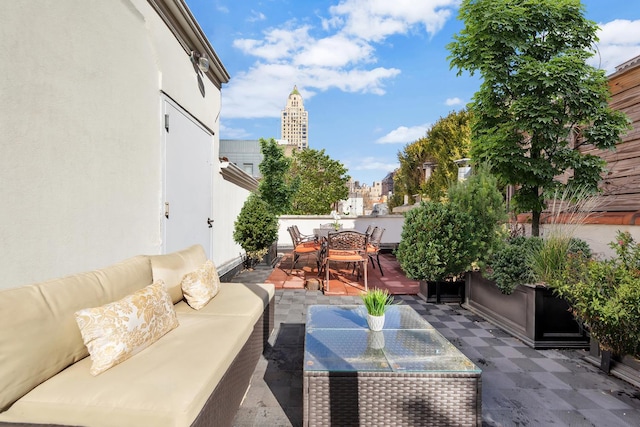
[0,245,274,427]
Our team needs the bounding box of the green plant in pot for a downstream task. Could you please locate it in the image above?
[396,200,478,295]
[549,231,640,372]
[361,288,394,331]
[397,167,507,301]
[233,192,278,269]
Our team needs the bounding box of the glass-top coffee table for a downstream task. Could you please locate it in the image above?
[303,305,481,426]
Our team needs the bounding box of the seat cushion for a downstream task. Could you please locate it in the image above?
[174,282,274,324]
[0,313,253,427]
[0,255,152,412]
[149,245,207,304]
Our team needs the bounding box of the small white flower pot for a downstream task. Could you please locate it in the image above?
[366,313,385,332]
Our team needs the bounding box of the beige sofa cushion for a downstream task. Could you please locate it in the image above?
[0,255,152,412]
[174,282,275,324]
[181,260,221,309]
[0,313,254,427]
[76,281,179,375]
[150,244,207,304]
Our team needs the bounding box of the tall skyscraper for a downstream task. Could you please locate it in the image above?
[281,85,308,151]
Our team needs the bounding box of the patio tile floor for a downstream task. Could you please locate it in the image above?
[230,262,640,427]
[265,251,420,296]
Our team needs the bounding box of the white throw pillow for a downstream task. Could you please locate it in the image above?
[181,260,221,310]
[75,281,179,376]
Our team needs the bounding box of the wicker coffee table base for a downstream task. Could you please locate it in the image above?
[303,371,481,427]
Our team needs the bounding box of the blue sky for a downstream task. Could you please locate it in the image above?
[185,0,640,186]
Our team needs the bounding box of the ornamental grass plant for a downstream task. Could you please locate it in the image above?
[361,288,394,316]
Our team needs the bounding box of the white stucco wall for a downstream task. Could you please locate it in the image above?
[539,224,640,259]
[212,176,252,276]
[0,1,227,289]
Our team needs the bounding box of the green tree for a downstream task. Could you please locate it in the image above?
[393,139,428,206]
[257,138,295,215]
[393,110,471,205]
[421,110,472,201]
[447,165,508,266]
[287,148,350,215]
[233,192,278,265]
[448,0,630,236]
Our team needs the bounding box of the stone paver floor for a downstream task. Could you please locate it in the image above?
[231,264,640,427]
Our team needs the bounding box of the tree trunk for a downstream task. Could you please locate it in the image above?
[531,210,541,237]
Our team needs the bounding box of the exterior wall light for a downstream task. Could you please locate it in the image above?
[190,51,209,73]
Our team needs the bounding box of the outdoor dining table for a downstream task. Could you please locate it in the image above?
[303,304,482,426]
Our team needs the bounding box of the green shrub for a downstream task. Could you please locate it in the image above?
[447,165,508,266]
[550,231,640,356]
[486,237,542,294]
[233,192,278,265]
[396,201,476,282]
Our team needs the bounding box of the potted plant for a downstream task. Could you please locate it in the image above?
[331,211,342,231]
[464,186,598,349]
[361,288,394,331]
[233,192,279,269]
[549,231,640,374]
[465,234,592,349]
[396,200,478,303]
[397,167,507,303]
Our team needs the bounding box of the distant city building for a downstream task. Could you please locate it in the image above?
[219,139,263,179]
[281,85,308,151]
[381,171,395,198]
[370,181,382,200]
[340,179,389,216]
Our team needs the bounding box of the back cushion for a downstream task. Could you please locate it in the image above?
[149,245,207,304]
[0,255,152,411]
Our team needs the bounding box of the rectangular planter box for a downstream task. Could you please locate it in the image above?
[420,280,465,304]
[262,242,278,267]
[586,338,640,388]
[463,271,589,349]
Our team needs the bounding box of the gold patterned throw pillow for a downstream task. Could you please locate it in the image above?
[75,281,179,376]
[180,260,221,310]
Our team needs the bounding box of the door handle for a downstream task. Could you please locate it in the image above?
[207,218,214,228]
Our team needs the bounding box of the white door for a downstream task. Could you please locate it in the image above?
[163,98,212,257]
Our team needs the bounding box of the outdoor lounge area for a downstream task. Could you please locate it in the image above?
[230,261,640,427]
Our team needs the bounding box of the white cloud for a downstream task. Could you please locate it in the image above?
[294,35,375,67]
[224,1,457,120]
[219,123,252,139]
[590,19,640,74]
[352,157,399,171]
[376,124,431,144]
[445,97,463,106]
[247,10,266,23]
[233,26,313,62]
[327,0,459,42]
[222,62,400,118]
[343,156,399,180]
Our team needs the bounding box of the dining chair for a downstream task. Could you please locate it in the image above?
[287,226,322,275]
[324,230,368,292]
[364,224,374,237]
[291,224,316,244]
[367,227,385,276]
